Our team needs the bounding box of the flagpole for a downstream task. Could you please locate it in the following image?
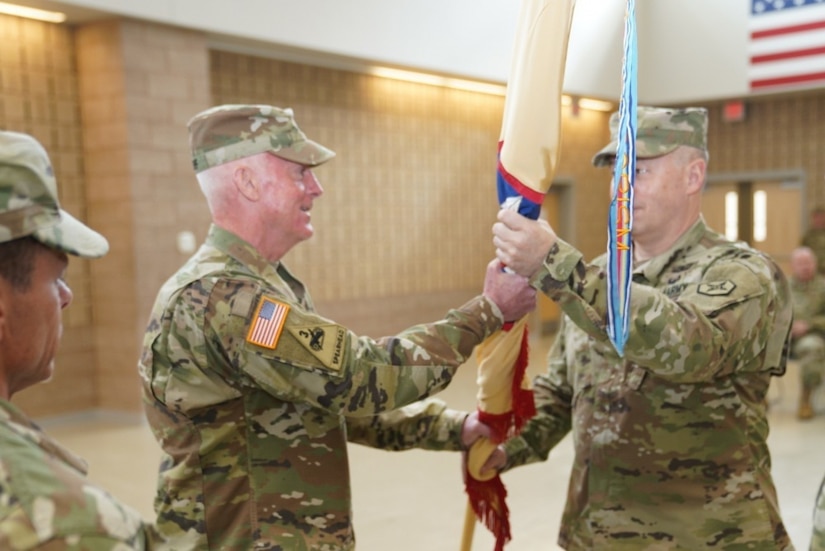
[460,1,576,549]
[460,501,476,551]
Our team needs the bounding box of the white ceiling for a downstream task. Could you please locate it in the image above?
[10,0,764,104]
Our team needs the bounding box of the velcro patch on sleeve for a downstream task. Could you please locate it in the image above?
[697,280,737,296]
[287,324,347,371]
[246,295,290,349]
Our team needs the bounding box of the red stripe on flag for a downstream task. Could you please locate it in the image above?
[497,161,545,205]
[751,70,825,89]
[751,19,825,39]
[752,44,825,63]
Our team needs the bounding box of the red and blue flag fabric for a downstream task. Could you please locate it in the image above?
[463,1,576,550]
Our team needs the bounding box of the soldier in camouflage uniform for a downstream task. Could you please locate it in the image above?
[788,246,825,419]
[813,474,825,551]
[139,104,536,550]
[802,207,825,275]
[0,131,155,549]
[484,106,795,549]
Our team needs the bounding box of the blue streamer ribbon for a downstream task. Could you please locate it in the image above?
[607,0,637,356]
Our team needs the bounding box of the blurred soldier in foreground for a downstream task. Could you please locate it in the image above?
[0,131,155,549]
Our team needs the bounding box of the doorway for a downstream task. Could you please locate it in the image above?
[702,172,805,274]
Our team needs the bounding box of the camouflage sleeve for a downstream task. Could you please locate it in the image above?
[501,317,573,470]
[529,238,791,383]
[0,415,153,551]
[15,534,148,550]
[202,279,502,417]
[344,397,467,451]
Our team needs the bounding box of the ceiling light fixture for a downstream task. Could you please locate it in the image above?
[561,95,614,112]
[369,67,507,96]
[370,66,615,112]
[0,1,66,23]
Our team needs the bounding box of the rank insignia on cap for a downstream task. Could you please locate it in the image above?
[246,296,290,349]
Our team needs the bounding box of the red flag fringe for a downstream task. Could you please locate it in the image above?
[465,474,511,551]
[477,325,535,443]
[467,324,535,549]
[510,325,536,433]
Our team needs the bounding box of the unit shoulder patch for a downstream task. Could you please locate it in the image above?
[287,324,347,371]
[245,295,290,349]
[697,280,737,296]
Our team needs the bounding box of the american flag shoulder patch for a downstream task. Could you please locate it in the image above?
[245,295,290,349]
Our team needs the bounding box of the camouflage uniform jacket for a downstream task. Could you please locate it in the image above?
[139,224,501,551]
[790,273,825,337]
[0,400,150,550]
[502,217,794,550]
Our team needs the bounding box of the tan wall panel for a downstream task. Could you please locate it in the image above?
[8,13,825,418]
[0,15,98,416]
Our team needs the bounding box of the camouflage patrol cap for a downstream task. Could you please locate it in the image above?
[0,131,108,257]
[188,104,336,172]
[592,106,708,167]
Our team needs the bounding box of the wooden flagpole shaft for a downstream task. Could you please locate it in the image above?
[460,500,476,551]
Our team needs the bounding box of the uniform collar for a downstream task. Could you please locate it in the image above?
[633,216,708,285]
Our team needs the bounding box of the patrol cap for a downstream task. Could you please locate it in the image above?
[0,131,108,258]
[592,106,708,167]
[188,104,336,173]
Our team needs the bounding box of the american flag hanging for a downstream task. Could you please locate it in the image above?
[749,0,825,91]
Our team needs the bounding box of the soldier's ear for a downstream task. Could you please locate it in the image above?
[685,157,706,195]
[233,164,261,202]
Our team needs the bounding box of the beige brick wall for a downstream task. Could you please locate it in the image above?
[705,94,825,208]
[3,15,211,416]
[8,12,825,418]
[0,14,98,416]
[210,51,611,316]
[75,19,211,413]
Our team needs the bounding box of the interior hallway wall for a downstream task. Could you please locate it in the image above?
[704,93,825,210]
[73,19,211,412]
[4,14,212,416]
[0,14,98,415]
[23,13,825,418]
[209,50,611,335]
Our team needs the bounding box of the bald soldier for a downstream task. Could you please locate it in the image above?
[480,106,794,549]
[139,104,536,550]
[0,131,156,548]
[788,246,825,420]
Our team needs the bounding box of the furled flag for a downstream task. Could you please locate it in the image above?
[461,1,576,550]
[749,0,825,92]
[606,0,637,356]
